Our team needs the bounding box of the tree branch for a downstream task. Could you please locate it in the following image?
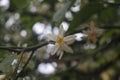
[0,41,54,53]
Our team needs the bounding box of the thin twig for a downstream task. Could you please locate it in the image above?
[15,50,35,79]
[12,50,25,80]
[0,41,54,53]
[0,46,21,53]
[99,26,120,29]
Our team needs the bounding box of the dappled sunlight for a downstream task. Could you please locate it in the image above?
[37,62,57,75]
[75,33,86,41]
[0,0,9,10]
[29,2,37,13]
[20,30,27,37]
[44,44,54,59]
[43,24,52,35]
[65,11,73,21]
[53,27,59,36]
[71,5,80,12]
[5,13,20,29]
[32,21,69,41]
[32,22,45,34]
[4,34,10,42]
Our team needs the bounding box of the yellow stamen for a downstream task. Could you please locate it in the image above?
[56,36,63,44]
[89,31,95,37]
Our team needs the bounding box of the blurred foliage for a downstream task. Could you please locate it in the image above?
[0,0,120,80]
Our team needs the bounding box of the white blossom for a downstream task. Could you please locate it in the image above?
[47,25,76,59]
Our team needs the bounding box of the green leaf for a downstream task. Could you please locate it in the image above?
[12,0,29,9]
[97,7,117,24]
[69,2,104,32]
[0,51,7,59]
[115,0,120,3]
[0,54,15,73]
[52,0,76,27]
[99,30,116,45]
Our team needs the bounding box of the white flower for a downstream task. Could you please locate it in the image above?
[83,21,104,44]
[47,25,76,59]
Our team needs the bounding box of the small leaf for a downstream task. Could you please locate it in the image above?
[0,54,15,73]
[69,2,104,32]
[99,30,116,45]
[12,0,29,9]
[52,0,76,27]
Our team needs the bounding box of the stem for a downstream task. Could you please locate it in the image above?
[15,51,35,79]
[0,41,54,53]
[12,50,25,80]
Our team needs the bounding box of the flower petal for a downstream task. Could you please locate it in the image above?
[57,49,61,56]
[51,43,60,55]
[47,34,56,41]
[58,51,64,60]
[64,35,76,41]
[59,25,64,37]
[61,43,73,53]
[65,39,76,45]
[64,35,76,44]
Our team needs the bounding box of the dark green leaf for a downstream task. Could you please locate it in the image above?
[97,7,117,24]
[69,2,104,32]
[12,0,29,9]
[115,0,120,3]
[99,30,116,45]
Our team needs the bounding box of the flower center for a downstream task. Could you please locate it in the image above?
[89,31,95,37]
[56,36,63,44]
